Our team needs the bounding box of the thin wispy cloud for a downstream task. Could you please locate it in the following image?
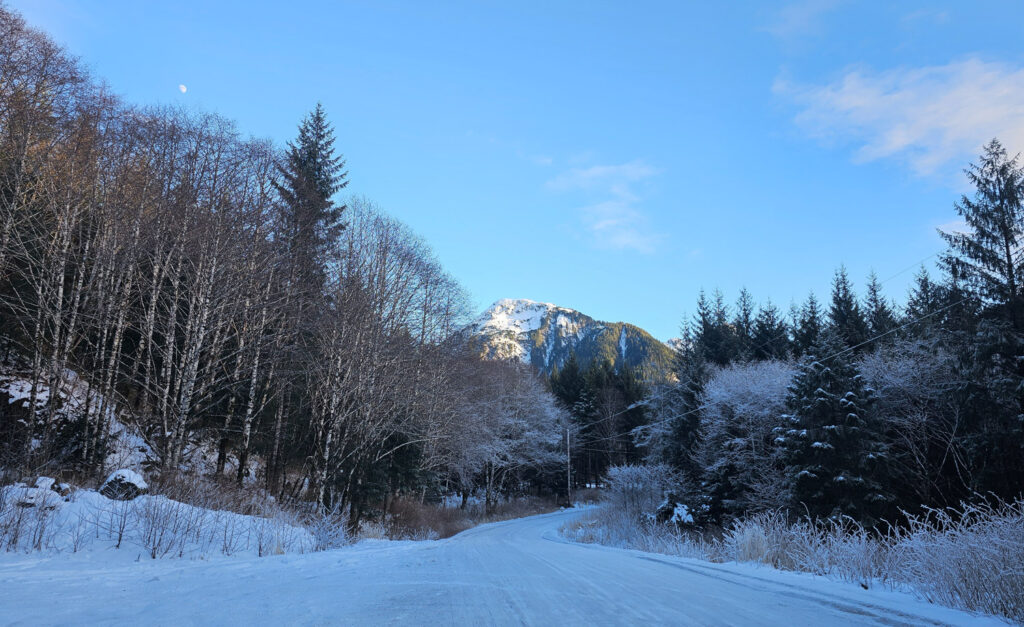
[523,153,553,166]
[465,130,552,167]
[935,218,969,236]
[901,8,950,25]
[775,58,1024,175]
[546,160,662,254]
[547,162,660,192]
[764,0,844,40]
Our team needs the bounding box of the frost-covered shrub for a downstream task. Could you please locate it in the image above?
[1,477,318,558]
[722,511,818,571]
[603,464,680,522]
[892,501,1024,622]
[723,511,889,586]
[212,510,246,556]
[135,495,208,558]
[307,503,349,551]
[562,507,715,561]
[253,509,308,556]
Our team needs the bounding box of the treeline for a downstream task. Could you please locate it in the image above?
[0,6,567,524]
[638,139,1024,526]
[550,355,647,487]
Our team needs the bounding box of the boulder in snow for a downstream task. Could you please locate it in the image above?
[51,482,72,497]
[10,477,61,509]
[100,469,148,500]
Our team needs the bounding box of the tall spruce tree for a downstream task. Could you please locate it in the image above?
[793,292,823,356]
[272,104,348,495]
[693,289,736,365]
[939,139,1024,329]
[733,288,756,359]
[864,271,898,339]
[828,266,868,351]
[551,352,586,409]
[938,140,1024,501]
[275,103,348,300]
[752,300,790,360]
[904,267,945,336]
[775,333,889,524]
[660,322,708,481]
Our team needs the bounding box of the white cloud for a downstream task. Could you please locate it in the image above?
[901,9,950,25]
[764,0,844,40]
[546,160,662,254]
[935,218,969,236]
[776,58,1024,175]
[547,161,660,192]
[579,200,660,255]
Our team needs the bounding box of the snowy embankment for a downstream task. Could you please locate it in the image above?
[1,371,151,471]
[0,479,315,561]
[0,509,1000,625]
[1,369,261,480]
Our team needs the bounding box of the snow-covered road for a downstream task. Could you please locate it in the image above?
[0,509,998,625]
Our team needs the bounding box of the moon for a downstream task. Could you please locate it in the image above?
[178,84,187,94]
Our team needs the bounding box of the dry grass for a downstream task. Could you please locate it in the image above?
[382,495,560,540]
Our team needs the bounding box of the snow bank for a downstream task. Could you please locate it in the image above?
[0,482,315,560]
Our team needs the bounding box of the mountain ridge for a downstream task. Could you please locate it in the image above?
[466,298,675,378]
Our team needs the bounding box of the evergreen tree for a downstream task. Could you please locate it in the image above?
[959,320,1024,500]
[904,267,946,336]
[828,266,868,351]
[693,289,736,365]
[864,271,898,340]
[792,292,822,356]
[774,333,889,524]
[939,139,1024,329]
[752,300,789,360]
[937,140,1024,502]
[940,273,980,335]
[733,288,756,359]
[275,103,348,298]
[658,322,708,481]
[551,352,586,409]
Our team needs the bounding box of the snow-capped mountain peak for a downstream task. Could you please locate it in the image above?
[472,299,569,336]
[467,298,673,377]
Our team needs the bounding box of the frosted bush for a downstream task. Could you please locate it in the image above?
[892,501,1024,622]
[603,464,679,521]
[307,503,350,551]
[563,506,714,561]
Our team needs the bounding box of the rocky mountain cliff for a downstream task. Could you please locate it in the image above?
[466,299,675,378]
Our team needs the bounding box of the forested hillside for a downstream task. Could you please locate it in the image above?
[0,5,570,527]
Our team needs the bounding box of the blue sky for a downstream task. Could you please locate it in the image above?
[12,0,1024,340]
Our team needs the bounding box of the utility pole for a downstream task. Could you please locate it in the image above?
[566,424,572,507]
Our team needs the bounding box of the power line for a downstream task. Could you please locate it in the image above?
[574,292,972,448]
[737,248,945,363]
